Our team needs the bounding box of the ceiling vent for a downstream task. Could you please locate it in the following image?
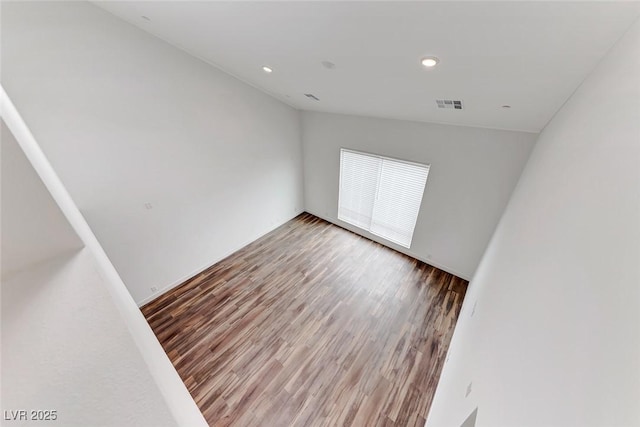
[305,93,320,101]
[436,99,463,110]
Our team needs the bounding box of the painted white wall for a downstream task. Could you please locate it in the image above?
[1,121,83,278]
[2,85,207,427]
[1,124,178,427]
[1,0,304,304]
[2,251,179,427]
[426,18,640,427]
[302,111,537,279]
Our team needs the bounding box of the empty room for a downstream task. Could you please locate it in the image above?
[1,1,639,426]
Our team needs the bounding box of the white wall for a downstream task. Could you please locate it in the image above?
[1,121,83,278]
[1,123,178,427]
[427,18,640,427]
[302,112,537,279]
[1,0,304,304]
[2,251,179,427]
[2,85,207,427]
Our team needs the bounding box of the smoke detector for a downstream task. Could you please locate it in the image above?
[321,61,336,70]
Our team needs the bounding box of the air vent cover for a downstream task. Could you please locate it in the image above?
[436,99,463,110]
[305,93,320,101]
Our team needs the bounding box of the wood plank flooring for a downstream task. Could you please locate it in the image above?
[141,213,467,427]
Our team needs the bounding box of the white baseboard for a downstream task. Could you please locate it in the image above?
[306,210,472,282]
[137,208,472,307]
[136,209,305,307]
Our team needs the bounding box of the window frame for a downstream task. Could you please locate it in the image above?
[337,148,430,249]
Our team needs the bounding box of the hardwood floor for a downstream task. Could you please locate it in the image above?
[141,213,467,427]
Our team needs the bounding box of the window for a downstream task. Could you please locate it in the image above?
[338,148,429,248]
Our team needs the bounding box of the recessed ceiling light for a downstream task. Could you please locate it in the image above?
[421,57,440,68]
[262,66,273,73]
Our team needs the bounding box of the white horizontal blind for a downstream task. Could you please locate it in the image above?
[338,150,381,229]
[338,148,429,248]
[370,159,429,247]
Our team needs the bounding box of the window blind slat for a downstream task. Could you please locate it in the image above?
[338,150,381,230]
[370,159,429,247]
[338,149,429,248]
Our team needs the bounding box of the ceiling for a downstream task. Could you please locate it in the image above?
[94,1,640,133]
